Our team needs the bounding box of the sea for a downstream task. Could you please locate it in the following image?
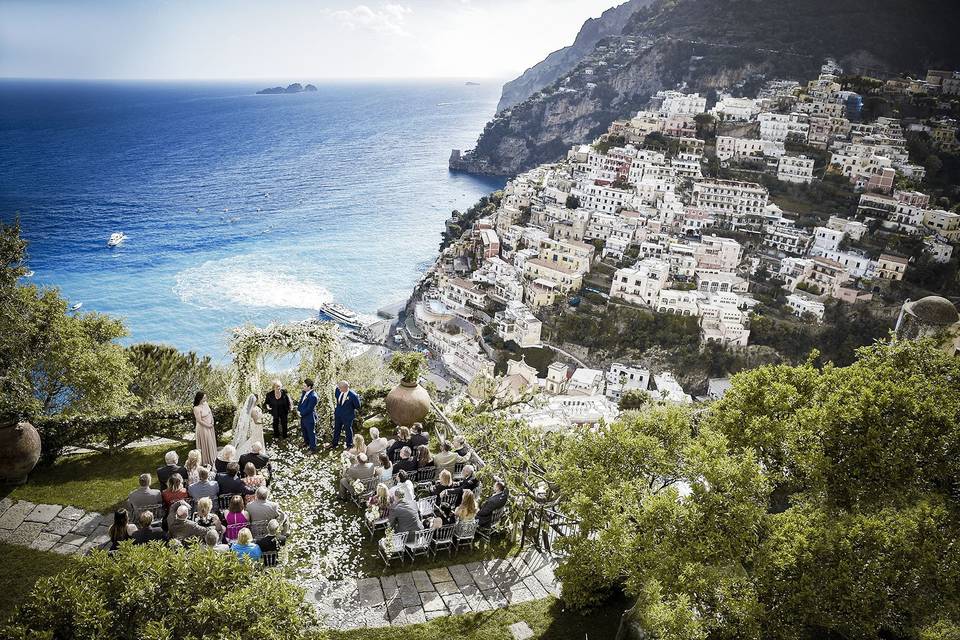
[0,79,505,363]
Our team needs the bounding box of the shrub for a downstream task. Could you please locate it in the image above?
[388,351,427,385]
[2,543,325,640]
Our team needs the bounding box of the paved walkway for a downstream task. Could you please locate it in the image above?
[0,498,109,556]
[303,547,561,630]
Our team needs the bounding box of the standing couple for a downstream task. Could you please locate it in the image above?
[297,378,360,453]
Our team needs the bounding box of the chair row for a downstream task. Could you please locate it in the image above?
[377,521,479,566]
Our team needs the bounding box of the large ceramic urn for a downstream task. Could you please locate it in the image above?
[385,379,431,426]
[0,420,41,485]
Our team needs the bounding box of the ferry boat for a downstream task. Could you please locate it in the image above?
[107,232,128,247]
[70,302,83,312]
[318,302,363,329]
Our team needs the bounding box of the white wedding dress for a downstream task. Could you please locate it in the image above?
[233,394,266,457]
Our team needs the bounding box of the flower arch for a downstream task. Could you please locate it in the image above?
[228,319,345,429]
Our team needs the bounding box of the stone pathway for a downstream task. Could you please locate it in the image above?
[0,498,109,556]
[303,547,561,629]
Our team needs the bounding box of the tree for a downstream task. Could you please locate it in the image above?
[618,389,651,410]
[0,221,133,420]
[127,343,226,408]
[565,194,581,209]
[2,543,326,640]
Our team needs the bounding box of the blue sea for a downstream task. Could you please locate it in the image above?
[0,80,504,361]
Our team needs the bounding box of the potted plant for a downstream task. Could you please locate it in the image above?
[384,351,431,426]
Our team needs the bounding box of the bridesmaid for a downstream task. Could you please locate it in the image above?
[193,391,217,467]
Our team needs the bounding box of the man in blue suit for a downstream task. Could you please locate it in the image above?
[327,380,361,450]
[297,378,319,453]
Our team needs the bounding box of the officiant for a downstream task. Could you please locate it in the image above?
[265,380,292,439]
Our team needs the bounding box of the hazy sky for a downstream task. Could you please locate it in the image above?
[0,0,619,80]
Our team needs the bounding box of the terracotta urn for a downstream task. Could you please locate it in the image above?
[0,420,41,485]
[385,380,431,426]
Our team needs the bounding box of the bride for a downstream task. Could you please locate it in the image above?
[233,393,266,457]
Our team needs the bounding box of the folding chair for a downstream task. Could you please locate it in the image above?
[477,507,506,544]
[417,497,436,519]
[378,531,408,566]
[248,519,271,538]
[413,467,438,495]
[453,520,478,552]
[404,528,434,563]
[217,493,236,513]
[431,523,455,557]
[261,551,280,568]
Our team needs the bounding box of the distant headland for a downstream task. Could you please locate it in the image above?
[256,83,318,95]
[464,81,480,86]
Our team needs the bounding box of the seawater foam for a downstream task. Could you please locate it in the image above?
[173,254,333,311]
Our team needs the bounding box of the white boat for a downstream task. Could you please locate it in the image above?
[107,232,128,247]
[70,302,83,312]
[318,302,363,329]
[24,270,34,277]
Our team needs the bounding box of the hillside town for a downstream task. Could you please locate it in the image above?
[409,60,960,427]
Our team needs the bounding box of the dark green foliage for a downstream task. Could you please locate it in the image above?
[127,342,226,408]
[618,389,651,410]
[553,304,700,356]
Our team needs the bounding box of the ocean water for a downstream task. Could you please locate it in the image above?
[0,80,504,361]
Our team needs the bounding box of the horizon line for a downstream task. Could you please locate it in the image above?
[0,75,509,83]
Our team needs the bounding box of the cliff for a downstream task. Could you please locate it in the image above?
[453,0,960,177]
[496,0,654,113]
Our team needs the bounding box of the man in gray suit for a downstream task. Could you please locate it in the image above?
[388,488,422,534]
[188,466,219,502]
[168,505,208,542]
[339,453,376,499]
[246,486,290,534]
[125,473,161,517]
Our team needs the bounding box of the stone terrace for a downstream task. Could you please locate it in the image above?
[0,498,109,556]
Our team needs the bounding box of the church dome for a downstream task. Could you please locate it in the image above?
[903,296,960,326]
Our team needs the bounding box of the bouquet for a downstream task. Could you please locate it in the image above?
[352,479,365,495]
[383,526,396,553]
[365,504,380,524]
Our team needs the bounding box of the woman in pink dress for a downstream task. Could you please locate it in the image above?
[193,391,217,468]
[224,495,249,542]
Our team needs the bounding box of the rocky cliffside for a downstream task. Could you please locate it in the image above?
[496,0,654,113]
[452,0,960,177]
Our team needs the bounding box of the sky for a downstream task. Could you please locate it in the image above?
[0,0,620,80]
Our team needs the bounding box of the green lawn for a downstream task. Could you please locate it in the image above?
[328,595,627,640]
[0,542,79,621]
[3,442,193,513]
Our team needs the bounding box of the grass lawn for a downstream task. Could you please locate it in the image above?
[2,442,194,513]
[0,542,79,621]
[328,595,627,640]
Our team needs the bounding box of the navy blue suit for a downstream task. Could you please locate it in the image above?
[332,388,361,448]
[298,389,319,451]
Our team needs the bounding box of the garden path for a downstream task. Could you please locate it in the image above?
[0,497,108,556]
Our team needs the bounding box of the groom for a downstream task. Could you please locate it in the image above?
[297,378,319,453]
[326,380,360,450]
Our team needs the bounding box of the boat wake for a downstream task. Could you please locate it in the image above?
[173,255,333,311]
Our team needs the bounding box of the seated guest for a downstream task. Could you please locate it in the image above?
[447,465,479,506]
[108,509,135,551]
[165,498,190,532]
[392,470,416,506]
[169,504,208,542]
[230,527,262,561]
[161,474,189,509]
[367,483,392,519]
[433,441,464,475]
[432,469,454,499]
[387,488,421,534]
[392,447,417,475]
[346,434,366,461]
[255,518,287,555]
[193,497,224,536]
[425,502,456,529]
[246,486,290,533]
[126,473,162,517]
[224,495,249,542]
[217,461,252,497]
[215,444,237,474]
[477,480,509,528]
[242,462,266,501]
[409,423,429,450]
[156,451,188,490]
[415,445,435,471]
[339,452,375,499]
[455,489,478,522]
[452,435,470,459]
[184,449,202,486]
[131,511,165,545]
[238,441,270,474]
[385,426,410,460]
[365,427,388,461]
[203,527,230,553]
[374,453,393,482]
[188,466,219,502]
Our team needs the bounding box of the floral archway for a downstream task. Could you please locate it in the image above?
[228,319,345,430]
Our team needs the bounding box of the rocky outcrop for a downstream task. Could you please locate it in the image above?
[257,83,318,95]
[453,0,960,177]
[496,0,654,113]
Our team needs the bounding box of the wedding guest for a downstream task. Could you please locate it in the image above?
[264,380,292,439]
[156,451,187,490]
[193,391,217,467]
[477,480,509,528]
[255,519,287,556]
[217,461,251,497]
[415,445,434,471]
[346,434,366,460]
[455,489,478,523]
[367,483,392,519]
[193,497,224,536]
[188,466,219,502]
[392,447,417,475]
[108,509,134,551]
[432,469,454,499]
[392,470,416,505]
[339,453,375,499]
[433,441,463,475]
[126,473,161,517]
[409,423,429,450]
[224,495,249,542]
[162,474,189,510]
[169,504,208,542]
[297,379,319,453]
[365,427,388,461]
[184,449,202,486]
[238,441,270,474]
[452,435,470,458]
[328,380,360,450]
[246,486,289,533]
[426,502,456,529]
[387,488,421,534]
[231,527,262,561]
[215,444,237,474]
[386,426,410,460]
[242,462,266,501]
[448,465,479,506]
[203,527,230,553]
[131,511,165,545]
[374,453,393,482]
